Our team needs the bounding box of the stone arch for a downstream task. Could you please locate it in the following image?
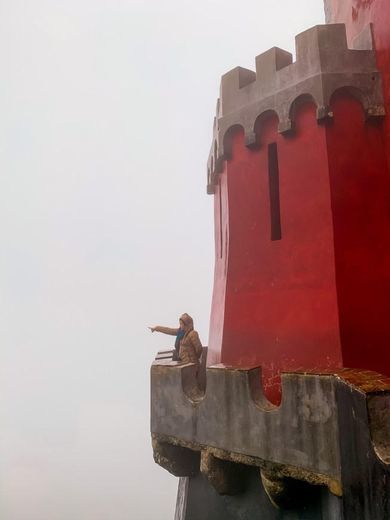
[288,93,319,126]
[253,109,280,147]
[329,85,369,115]
[222,124,246,160]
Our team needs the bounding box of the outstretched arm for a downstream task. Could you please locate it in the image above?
[149,326,179,336]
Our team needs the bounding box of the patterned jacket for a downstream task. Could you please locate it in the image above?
[155,326,202,365]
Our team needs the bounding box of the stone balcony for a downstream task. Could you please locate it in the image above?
[151,358,390,517]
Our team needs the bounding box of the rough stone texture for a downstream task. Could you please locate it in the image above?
[175,469,342,520]
[151,362,342,487]
[207,23,384,193]
[368,394,390,464]
[200,450,246,495]
[260,469,321,510]
[155,347,208,392]
[152,438,200,477]
[151,361,390,518]
[335,377,390,518]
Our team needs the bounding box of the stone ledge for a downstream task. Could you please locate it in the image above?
[151,362,390,495]
[151,363,341,482]
[152,432,342,497]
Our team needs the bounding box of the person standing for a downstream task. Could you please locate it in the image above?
[149,313,202,364]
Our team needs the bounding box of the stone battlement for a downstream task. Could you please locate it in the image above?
[207,23,385,193]
[151,360,390,516]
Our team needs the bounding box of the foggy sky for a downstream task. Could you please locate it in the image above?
[0,1,325,519]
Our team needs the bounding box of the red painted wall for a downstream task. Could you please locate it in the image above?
[326,0,390,170]
[326,92,390,374]
[208,99,390,403]
[209,103,343,403]
[208,4,390,402]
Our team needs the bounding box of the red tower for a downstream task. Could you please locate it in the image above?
[207,23,390,403]
[151,13,390,520]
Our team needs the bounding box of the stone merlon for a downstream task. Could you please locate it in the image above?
[207,23,385,193]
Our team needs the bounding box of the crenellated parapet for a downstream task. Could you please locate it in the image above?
[151,360,390,516]
[207,23,385,193]
[152,362,341,492]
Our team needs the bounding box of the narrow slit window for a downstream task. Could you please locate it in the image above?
[268,143,282,241]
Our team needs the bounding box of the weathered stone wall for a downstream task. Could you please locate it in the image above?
[151,362,341,488]
[151,360,390,518]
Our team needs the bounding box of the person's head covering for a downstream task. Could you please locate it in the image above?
[180,313,194,331]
